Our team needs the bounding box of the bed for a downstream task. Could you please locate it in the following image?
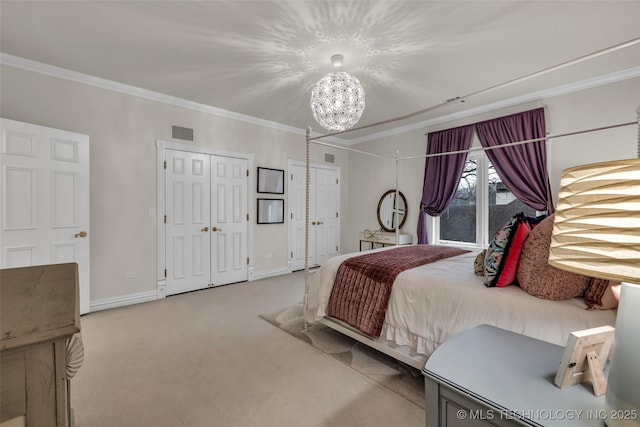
[299,50,636,370]
[303,244,617,369]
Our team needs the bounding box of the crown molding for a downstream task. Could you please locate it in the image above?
[0,53,347,145]
[348,65,640,145]
[2,52,637,146]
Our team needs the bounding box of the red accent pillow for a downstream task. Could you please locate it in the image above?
[494,221,531,287]
[484,213,544,287]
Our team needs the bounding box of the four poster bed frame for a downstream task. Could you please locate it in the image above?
[301,37,640,370]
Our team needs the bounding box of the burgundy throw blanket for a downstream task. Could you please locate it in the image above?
[327,245,470,338]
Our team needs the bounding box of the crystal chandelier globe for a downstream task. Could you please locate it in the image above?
[310,55,365,132]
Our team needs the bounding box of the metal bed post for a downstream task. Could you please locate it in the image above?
[304,126,311,332]
[637,105,640,158]
[394,151,400,245]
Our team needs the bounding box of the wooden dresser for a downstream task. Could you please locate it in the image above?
[1,263,80,427]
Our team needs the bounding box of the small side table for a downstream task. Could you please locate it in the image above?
[359,231,412,251]
[422,325,610,427]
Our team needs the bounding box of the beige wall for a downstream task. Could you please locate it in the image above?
[2,64,638,308]
[0,65,348,304]
[344,77,639,253]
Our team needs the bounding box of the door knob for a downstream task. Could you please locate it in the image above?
[74,231,87,238]
[201,227,209,232]
[312,221,317,225]
[212,226,222,232]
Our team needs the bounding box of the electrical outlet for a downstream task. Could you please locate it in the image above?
[124,272,136,279]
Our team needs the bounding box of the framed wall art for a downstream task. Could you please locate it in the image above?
[257,198,284,224]
[257,167,284,194]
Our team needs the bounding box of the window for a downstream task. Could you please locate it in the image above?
[434,152,536,248]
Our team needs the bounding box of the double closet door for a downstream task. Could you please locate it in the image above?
[165,149,248,296]
[289,161,340,270]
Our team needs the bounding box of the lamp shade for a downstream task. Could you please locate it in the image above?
[549,158,640,427]
[548,158,640,283]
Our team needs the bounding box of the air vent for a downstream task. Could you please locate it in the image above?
[324,153,335,163]
[172,125,194,142]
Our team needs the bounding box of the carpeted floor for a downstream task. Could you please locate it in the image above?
[260,303,425,409]
[71,272,425,426]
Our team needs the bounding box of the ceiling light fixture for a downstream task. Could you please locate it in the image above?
[310,54,365,132]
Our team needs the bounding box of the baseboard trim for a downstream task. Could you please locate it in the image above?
[89,269,293,311]
[248,266,291,281]
[90,290,159,312]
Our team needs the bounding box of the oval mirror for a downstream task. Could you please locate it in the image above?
[377,189,408,232]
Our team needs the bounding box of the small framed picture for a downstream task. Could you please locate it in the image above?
[554,325,615,396]
[257,198,284,224]
[257,167,284,194]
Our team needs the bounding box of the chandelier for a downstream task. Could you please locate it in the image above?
[310,55,365,132]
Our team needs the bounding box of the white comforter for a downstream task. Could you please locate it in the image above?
[304,247,617,357]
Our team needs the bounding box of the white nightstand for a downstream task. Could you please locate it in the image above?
[422,325,613,427]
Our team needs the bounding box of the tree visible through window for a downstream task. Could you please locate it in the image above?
[440,159,477,243]
[439,154,536,246]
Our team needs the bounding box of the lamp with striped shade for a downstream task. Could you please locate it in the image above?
[549,158,640,427]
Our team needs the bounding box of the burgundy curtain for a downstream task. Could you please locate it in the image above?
[417,124,473,244]
[475,107,554,213]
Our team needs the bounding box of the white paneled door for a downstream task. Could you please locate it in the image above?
[313,167,339,266]
[165,150,248,295]
[210,155,248,285]
[0,118,90,314]
[165,150,212,295]
[289,162,340,271]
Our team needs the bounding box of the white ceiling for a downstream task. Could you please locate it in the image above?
[1,1,639,141]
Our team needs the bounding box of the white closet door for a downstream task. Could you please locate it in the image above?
[0,118,91,314]
[210,156,248,286]
[288,162,339,270]
[289,164,314,271]
[314,167,339,266]
[165,149,212,295]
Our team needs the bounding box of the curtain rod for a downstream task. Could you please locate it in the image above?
[302,135,395,160]
[398,120,636,161]
[307,120,636,162]
[307,36,640,143]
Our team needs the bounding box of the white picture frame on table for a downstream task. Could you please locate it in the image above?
[554,325,615,396]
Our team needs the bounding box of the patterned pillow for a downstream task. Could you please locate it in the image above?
[484,214,524,287]
[474,249,486,276]
[584,278,620,310]
[484,213,546,287]
[517,214,591,300]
